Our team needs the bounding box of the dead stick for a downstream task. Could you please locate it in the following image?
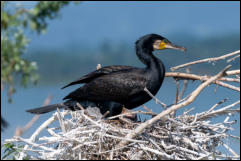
[170,50,239,71]
[117,65,232,147]
[165,71,240,83]
[165,72,240,91]
[15,95,53,136]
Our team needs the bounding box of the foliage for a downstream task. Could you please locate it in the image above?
[1,143,28,160]
[1,1,75,101]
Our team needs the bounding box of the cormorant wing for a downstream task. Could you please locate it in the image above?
[61,65,134,89]
[63,68,148,103]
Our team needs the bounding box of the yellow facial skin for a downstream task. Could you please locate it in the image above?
[158,41,166,50]
[153,40,167,50]
[153,40,165,50]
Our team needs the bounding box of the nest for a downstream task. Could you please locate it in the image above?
[4,103,240,160]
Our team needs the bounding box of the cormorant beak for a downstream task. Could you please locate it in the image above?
[165,43,186,52]
[153,40,186,52]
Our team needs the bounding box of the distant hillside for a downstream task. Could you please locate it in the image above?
[25,34,240,85]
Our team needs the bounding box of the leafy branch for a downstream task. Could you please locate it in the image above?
[1,1,77,101]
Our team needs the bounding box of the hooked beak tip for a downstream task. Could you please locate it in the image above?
[180,47,187,52]
[167,43,187,52]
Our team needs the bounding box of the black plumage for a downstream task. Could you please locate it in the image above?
[26,34,186,117]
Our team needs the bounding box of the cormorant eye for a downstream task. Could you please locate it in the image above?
[163,39,168,43]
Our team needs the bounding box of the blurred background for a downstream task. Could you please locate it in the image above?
[1,1,240,156]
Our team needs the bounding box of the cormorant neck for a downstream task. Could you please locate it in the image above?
[135,43,157,68]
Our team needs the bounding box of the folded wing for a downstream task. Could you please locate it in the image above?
[61,65,134,89]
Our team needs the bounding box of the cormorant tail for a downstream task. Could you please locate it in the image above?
[26,103,66,114]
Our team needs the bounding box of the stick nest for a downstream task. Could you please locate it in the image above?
[5,104,240,160]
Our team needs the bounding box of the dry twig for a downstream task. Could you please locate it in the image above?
[117,65,232,148]
[15,95,53,137]
[170,50,240,71]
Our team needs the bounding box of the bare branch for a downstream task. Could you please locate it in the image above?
[166,71,240,83]
[144,87,167,108]
[15,95,53,137]
[170,50,240,71]
[227,54,240,63]
[117,65,232,147]
[165,71,240,91]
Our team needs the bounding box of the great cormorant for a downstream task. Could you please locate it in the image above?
[26,34,186,117]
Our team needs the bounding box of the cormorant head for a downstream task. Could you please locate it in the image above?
[136,34,186,52]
